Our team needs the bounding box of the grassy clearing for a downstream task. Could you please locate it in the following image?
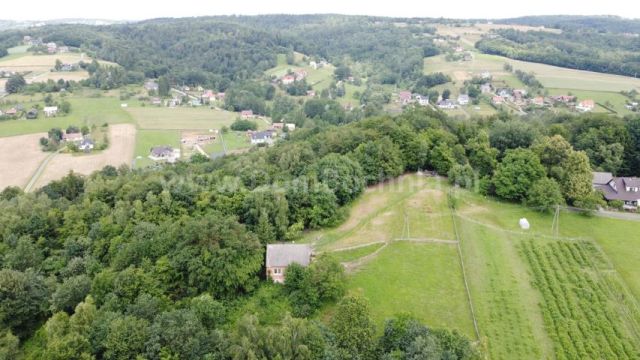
[266,53,336,92]
[348,241,476,337]
[134,129,180,168]
[125,105,241,130]
[306,175,454,251]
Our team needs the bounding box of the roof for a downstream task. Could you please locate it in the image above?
[241,110,253,115]
[80,138,94,145]
[44,106,58,112]
[266,244,312,268]
[595,178,640,202]
[150,146,174,157]
[458,94,469,100]
[623,177,640,188]
[592,172,613,185]
[251,131,273,140]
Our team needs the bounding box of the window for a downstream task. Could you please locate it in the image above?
[273,268,282,274]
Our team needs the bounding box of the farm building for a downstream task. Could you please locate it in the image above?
[531,97,545,107]
[480,83,492,94]
[266,244,313,283]
[44,106,58,117]
[149,146,180,163]
[250,130,274,145]
[5,108,17,116]
[492,96,504,105]
[593,172,640,210]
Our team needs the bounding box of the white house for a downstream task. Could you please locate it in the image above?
[457,94,470,105]
[44,106,58,117]
[78,139,94,151]
[437,99,456,110]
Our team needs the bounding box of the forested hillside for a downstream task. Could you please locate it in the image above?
[476,28,640,77]
[0,15,438,90]
[497,15,640,33]
[3,102,640,357]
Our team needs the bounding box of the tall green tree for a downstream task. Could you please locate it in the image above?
[330,296,377,359]
[493,148,546,202]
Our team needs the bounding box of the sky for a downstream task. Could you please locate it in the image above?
[3,0,640,21]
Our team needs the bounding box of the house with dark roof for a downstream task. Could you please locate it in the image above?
[250,130,274,145]
[266,244,313,283]
[593,172,640,209]
[149,146,180,163]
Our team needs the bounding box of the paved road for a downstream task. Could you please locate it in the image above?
[595,210,640,222]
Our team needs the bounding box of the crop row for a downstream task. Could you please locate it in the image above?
[522,240,639,359]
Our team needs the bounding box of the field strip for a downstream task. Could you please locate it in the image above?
[394,237,458,244]
[328,241,386,252]
[449,200,481,341]
[24,150,59,192]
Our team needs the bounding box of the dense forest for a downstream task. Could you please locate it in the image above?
[476,28,640,77]
[3,103,640,357]
[0,15,438,90]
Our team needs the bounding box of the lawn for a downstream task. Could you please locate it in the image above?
[348,241,476,337]
[0,93,133,137]
[125,105,245,130]
[133,129,180,168]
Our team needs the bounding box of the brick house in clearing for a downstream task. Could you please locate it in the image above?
[593,172,640,209]
[576,99,595,112]
[398,91,412,105]
[266,244,313,283]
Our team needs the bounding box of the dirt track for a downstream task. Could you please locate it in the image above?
[34,124,136,189]
[0,132,49,190]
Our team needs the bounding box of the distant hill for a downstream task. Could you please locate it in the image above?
[0,18,124,31]
[496,15,640,34]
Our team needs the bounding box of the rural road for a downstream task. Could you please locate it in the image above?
[595,210,640,222]
[24,149,60,192]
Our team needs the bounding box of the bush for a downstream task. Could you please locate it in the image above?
[526,178,565,212]
[608,200,624,210]
[230,119,258,131]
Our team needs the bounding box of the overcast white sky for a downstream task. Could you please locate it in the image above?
[4,0,640,21]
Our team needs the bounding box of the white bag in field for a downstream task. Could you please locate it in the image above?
[519,218,530,230]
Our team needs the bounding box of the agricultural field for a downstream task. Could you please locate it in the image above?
[0,51,101,83]
[0,132,49,189]
[33,123,136,188]
[425,52,640,93]
[310,173,640,359]
[432,23,561,48]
